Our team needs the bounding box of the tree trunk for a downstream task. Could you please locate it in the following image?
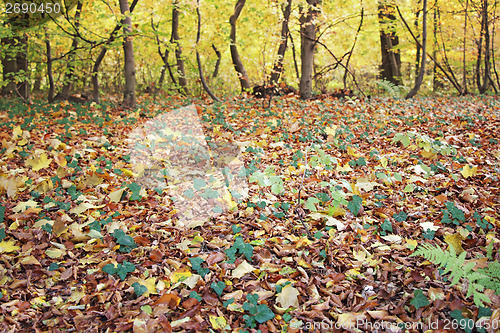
[405,0,427,99]
[476,0,490,94]
[462,0,468,94]
[119,0,137,108]
[414,0,421,80]
[230,0,251,92]
[15,34,30,102]
[91,0,139,103]
[195,0,220,102]
[378,0,402,85]
[212,44,221,78]
[60,1,83,99]
[1,37,18,95]
[171,2,189,95]
[270,0,293,85]
[299,0,321,100]
[45,29,55,103]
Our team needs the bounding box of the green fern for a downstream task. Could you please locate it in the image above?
[411,243,491,307]
[375,79,404,97]
[478,261,500,295]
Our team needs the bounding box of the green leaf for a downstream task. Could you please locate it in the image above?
[347,195,362,215]
[381,219,393,233]
[211,281,226,296]
[113,229,137,253]
[393,211,408,222]
[0,205,5,223]
[102,263,117,276]
[193,178,206,191]
[0,228,5,242]
[410,289,430,309]
[189,257,209,277]
[132,282,148,296]
[254,304,275,323]
[190,291,202,301]
[305,197,320,211]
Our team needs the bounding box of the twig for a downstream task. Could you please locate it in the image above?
[295,147,314,240]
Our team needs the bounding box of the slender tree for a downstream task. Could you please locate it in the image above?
[378,0,402,85]
[476,0,491,94]
[119,0,137,107]
[230,0,251,92]
[406,0,427,99]
[270,0,293,86]
[171,0,189,95]
[299,0,321,99]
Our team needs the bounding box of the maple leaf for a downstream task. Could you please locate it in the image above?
[26,152,52,171]
[460,164,478,178]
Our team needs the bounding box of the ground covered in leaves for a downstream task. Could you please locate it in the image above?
[0,95,499,332]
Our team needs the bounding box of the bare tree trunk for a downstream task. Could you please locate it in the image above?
[212,44,221,78]
[60,1,83,100]
[462,0,469,94]
[432,4,441,92]
[195,0,221,102]
[171,2,189,95]
[270,0,293,85]
[406,0,427,99]
[378,0,402,85]
[414,0,421,80]
[492,1,500,89]
[289,31,300,80]
[476,0,490,94]
[91,0,139,103]
[45,29,55,103]
[230,0,251,92]
[119,0,136,107]
[343,7,364,89]
[299,0,321,99]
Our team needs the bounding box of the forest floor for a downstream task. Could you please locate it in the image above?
[0,94,499,332]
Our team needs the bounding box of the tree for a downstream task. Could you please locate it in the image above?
[378,0,402,86]
[171,0,189,95]
[299,0,321,100]
[230,0,251,92]
[119,0,137,108]
[476,0,491,94]
[406,0,427,99]
[270,0,293,86]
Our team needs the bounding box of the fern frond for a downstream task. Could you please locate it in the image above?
[412,243,491,307]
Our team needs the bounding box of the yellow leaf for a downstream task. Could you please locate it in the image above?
[27,153,52,171]
[108,188,126,203]
[129,277,157,297]
[67,290,85,303]
[405,239,418,250]
[170,267,191,284]
[0,176,22,198]
[20,256,41,266]
[13,125,23,139]
[336,163,352,172]
[12,199,39,213]
[121,168,136,178]
[219,189,237,210]
[209,315,227,330]
[444,233,465,255]
[460,165,478,178]
[0,240,20,253]
[347,146,360,157]
[380,157,388,168]
[45,248,66,258]
[324,125,337,136]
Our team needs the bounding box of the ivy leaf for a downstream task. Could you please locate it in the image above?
[189,257,209,277]
[102,263,117,276]
[410,289,430,309]
[190,291,202,301]
[347,195,362,215]
[132,282,147,296]
[211,281,226,296]
[254,304,275,323]
[113,229,137,253]
[393,211,408,222]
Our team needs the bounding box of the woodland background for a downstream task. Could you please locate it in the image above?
[0,0,499,104]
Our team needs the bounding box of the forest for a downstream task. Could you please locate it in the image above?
[0,0,500,332]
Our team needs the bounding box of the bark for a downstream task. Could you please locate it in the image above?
[405,0,427,99]
[60,1,83,99]
[432,4,442,92]
[492,3,500,90]
[151,18,176,92]
[119,0,136,108]
[91,0,139,102]
[171,2,189,95]
[270,0,293,85]
[378,0,402,85]
[462,0,469,94]
[45,29,55,103]
[212,44,221,78]
[230,0,251,92]
[476,0,490,94]
[1,37,18,95]
[299,0,321,100]
[289,30,300,80]
[414,0,421,80]
[195,0,221,102]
